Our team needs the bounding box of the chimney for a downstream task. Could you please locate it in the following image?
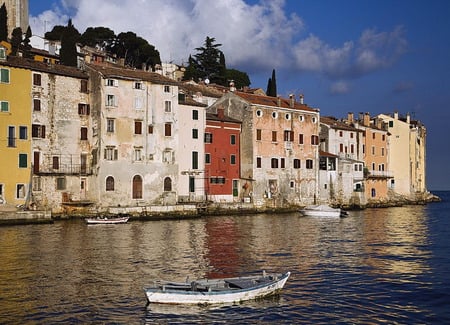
[289,94,295,108]
[277,96,281,107]
[217,107,225,119]
[347,112,354,124]
[394,111,399,120]
[299,94,304,104]
[363,112,370,127]
[229,80,236,92]
[406,112,410,124]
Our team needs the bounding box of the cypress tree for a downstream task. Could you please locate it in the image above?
[10,27,22,56]
[266,77,272,96]
[270,69,277,97]
[22,26,32,58]
[60,19,79,67]
[0,3,7,42]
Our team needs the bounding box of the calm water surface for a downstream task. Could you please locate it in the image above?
[1,191,449,324]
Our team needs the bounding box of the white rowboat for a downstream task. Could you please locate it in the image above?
[85,216,129,224]
[144,271,290,305]
[300,204,342,217]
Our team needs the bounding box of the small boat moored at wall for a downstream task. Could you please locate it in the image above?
[85,216,129,224]
[144,271,290,305]
[300,204,342,217]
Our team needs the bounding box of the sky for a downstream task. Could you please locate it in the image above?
[27,0,450,191]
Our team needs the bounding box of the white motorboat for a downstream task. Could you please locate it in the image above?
[300,204,342,217]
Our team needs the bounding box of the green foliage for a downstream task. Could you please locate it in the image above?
[79,26,115,49]
[45,25,71,41]
[22,26,33,58]
[266,69,277,97]
[59,19,80,67]
[111,31,161,69]
[225,69,251,89]
[183,36,227,85]
[0,3,7,42]
[10,27,22,55]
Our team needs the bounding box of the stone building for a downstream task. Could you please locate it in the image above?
[3,0,29,38]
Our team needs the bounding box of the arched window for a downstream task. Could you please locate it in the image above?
[164,177,172,192]
[132,175,142,199]
[106,176,114,191]
[371,188,376,197]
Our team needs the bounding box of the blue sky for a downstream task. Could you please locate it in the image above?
[28,0,450,191]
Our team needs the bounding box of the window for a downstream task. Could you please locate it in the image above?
[294,159,301,169]
[280,158,285,168]
[299,134,304,144]
[132,175,142,199]
[311,135,319,145]
[106,79,116,86]
[256,109,263,117]
[56,177,66,190]
[204,133,213,143]
[80,127,88,140]
[205,153,211,164]
[19,154,27,168]
[148,124,153,134]
[134,148,142,161]
[32,124,46,138]
[230,154,236,165]
[16,184,26,198]
[372,133,376,140]
[381,148,385,156]
[257,157,262,168]
[78,103,90,115]
[33,99,41,111]
[0,68,9,83]
[189,176,195,193]
[106,176,114,191]
[351,144,354,154]
[0,47,5,59]
[164,85,170,93]
[284,130,294,142]
[32,176,42,191]
[52,156,59,169]
[312,117,317,123]
[134,97,143,109]
[272,111,278,119]
[164,177,172,191]
[306,159,313,169]
[192,129,198,139]
[8,126,15,147]
[256,129,262,141]
[163,149,173,163]
[33,73,41,86]
[299,115,304,122]
[19,126,27,140]
[285,113,291,120]
[164,101,172,112]
[389,120,394,127]
[339,131,343,137]
[382,134,386,141]
[192,151,198,169]
[165,123,172,136]
[371,188,376,197]
[233,180,239,197]
[272,131,277,142]
[350,132,354,138]
[80,79,88,93]
[135,121,142,134]
[192,110,198,120]
[107,119,115,133]
[230,134,236,145]
[271,158,278,168]
[372,146,375,155]
[104,147,118,160]
[340,143,344,152]
[1,101,9,112]
[134,82,142,89]
[106,94,116,107]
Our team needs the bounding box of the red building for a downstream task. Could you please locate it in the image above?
[205,108,242,202]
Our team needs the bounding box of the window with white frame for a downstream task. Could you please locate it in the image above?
[107,119,115,133]
[104,146,118,160]
[1,101,9,112]
[106,94,116,107]
[16,184,26,198]
[163,149,173,163]
[164,100,171,112]
[134,147,143,161]
[106,79,117,86]
[1,68,10,83]
[164,85,170,93]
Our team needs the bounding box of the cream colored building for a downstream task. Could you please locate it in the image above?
[4,0,29,37]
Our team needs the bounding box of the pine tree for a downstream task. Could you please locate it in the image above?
[60,19,79,67]
[0,3,7,42]
[10,27,22,56]
[22,26,32,58]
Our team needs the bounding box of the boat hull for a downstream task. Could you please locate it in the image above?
[85,217,129,224]
[300,205,341,218]
[144,272,290,305]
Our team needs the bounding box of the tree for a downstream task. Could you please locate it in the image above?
[45,25,69,41]
[22,26,32,58]
[183,36,227,85]
[110,31,161,70]
[225,69,251,89]
[266,69,277,97]
[60,19,79,66]
[0,3,7,42]
[80,26,115,49]
[10,27,22,56]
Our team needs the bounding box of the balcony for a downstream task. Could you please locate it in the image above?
[34,163,93,176]
[366,170,394,179]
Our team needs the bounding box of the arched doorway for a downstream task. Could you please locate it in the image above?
[132,175,142,199]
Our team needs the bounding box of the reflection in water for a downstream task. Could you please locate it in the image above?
[0,205,444,324]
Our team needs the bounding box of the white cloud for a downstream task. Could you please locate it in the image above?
[293,26,408,80]
[30,0,304,70]
[330,81,350,95]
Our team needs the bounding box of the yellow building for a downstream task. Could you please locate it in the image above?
[0,49,32,207]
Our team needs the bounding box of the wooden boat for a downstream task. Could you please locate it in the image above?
[144,271,290,305]
[300,204,342,217]
[85,216,129,224]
